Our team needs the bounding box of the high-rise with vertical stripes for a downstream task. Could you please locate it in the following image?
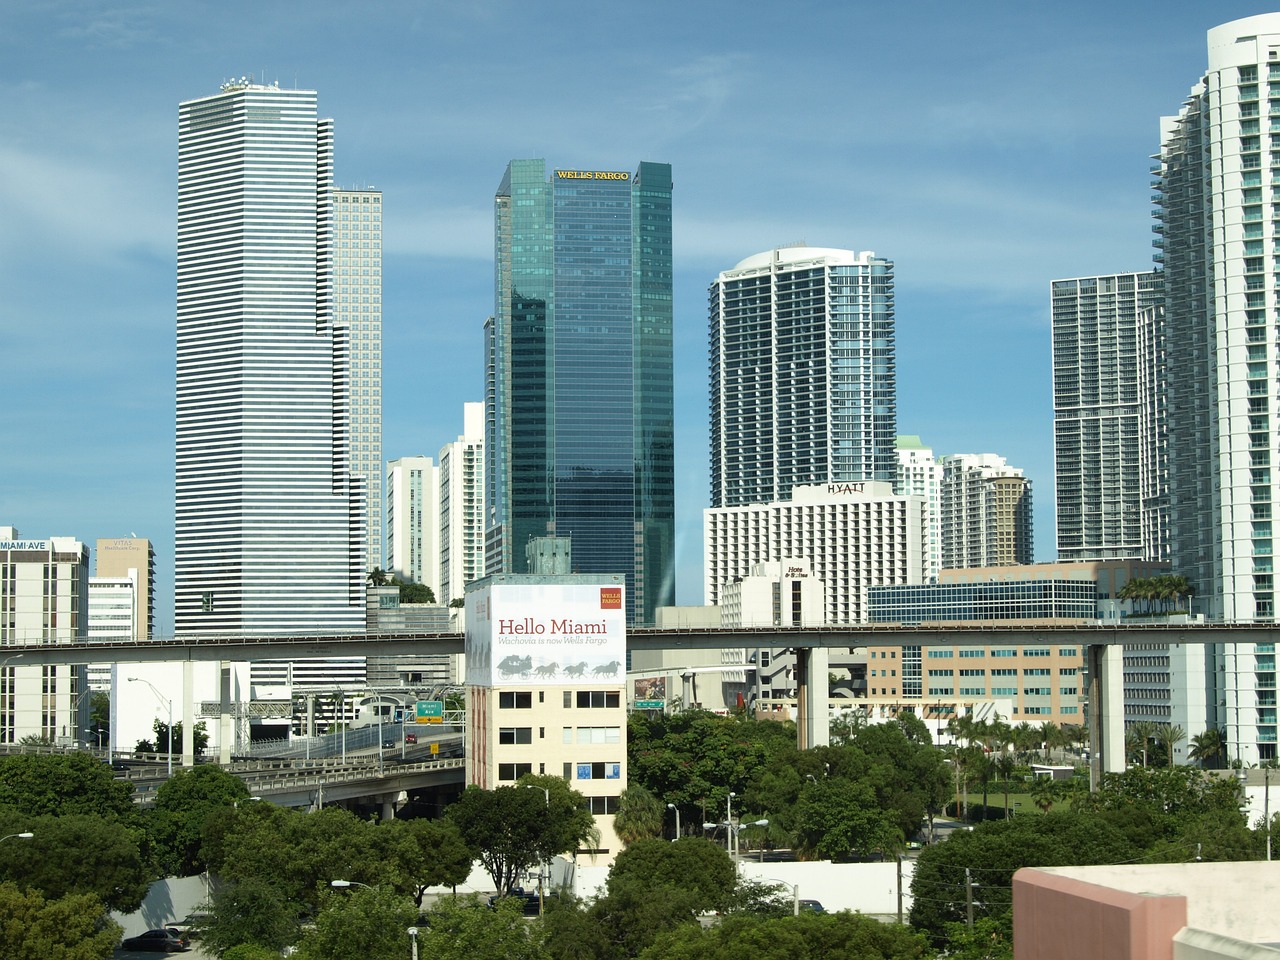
[1050,272,1163,561]
[176,81,367,637]
[1153,16,1280,762]
[708,246,897,510]
[487,160,674,625]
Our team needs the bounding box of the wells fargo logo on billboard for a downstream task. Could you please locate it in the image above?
[600,587,622,610]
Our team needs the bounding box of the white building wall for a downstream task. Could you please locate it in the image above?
[386,456,440,594]
[895,437,942,582]
[439,401,486,606]
[705,482,926,625]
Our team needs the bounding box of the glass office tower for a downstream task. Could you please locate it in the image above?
[487,160,674,625]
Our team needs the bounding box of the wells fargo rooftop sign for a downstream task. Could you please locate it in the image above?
[555,170,630,180]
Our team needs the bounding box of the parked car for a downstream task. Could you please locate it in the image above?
[168,911,212,938]
[121,928,191,951]
[488,890,558,916]
[799,899,826,913]
[404,733,418,744]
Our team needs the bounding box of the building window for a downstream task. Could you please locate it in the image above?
[499,727,532,745]
[498,763,532,781]
[576,761,621,780]
[576,691,621,708]
[586,796,619,815]
[576,726,622,744]
[499,691,532,709]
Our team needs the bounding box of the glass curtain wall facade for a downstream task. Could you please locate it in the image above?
[1156,15,1280,761]
[709,247,897,509]
[1051,272,1163,561]
[487,161,674,625]
[176,82,366,636]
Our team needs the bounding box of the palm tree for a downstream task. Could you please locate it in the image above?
[1127,721,1158,767]
[1038,721,1062,762]
[1011,722,1038,761]
[1189,728,1227,769]
[994,753,1017,819]
[1156,723,1187,768]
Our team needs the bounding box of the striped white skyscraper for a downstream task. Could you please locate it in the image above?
[176,81,366,637]
[334,189,383,573]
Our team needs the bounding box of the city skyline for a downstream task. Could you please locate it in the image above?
[3,2,1275,633]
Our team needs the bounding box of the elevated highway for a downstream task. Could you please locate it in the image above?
[5,621,1275,786]
[3,620,1277,666]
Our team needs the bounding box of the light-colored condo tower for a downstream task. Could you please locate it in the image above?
[709,246,897,509]
[1155,15,1280,761]
[386,456,440,592]
[939,454,1032,569]
[1051,273,1164,562]
[439,401,486,606]
[175,81,367,637]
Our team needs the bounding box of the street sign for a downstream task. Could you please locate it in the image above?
[415,700,444,723]
[430,742,439,755]
[634,699,664,710]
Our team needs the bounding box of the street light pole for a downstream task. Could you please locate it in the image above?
[763,877,799,916]
[128,677,173,777]
[726,791,736,857]
[524,785,550,914]
[667,802,680,839]
[0,832,33,843]
[407,925,419,960]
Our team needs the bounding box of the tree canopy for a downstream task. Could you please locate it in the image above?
[0,752,135,822]
[639,910,933,960]
[447,777,595,893]
[150,764,250,875]
[0,881,122,960]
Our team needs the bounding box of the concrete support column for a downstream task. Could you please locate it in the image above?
[218,662,234,765]
[182,660,195,768]
[795,647,830,750]
[1086,644,1126,787]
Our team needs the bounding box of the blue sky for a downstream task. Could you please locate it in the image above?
[2,1,1275,635]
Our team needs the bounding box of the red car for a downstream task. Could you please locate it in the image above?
[404,733,417,744]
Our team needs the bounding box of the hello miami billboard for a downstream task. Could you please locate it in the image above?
[465,580,627,687]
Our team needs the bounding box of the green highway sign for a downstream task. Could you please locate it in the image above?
[415,700,444,723]
[634,699,664,710]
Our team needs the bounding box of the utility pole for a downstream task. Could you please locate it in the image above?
[896,853,903,924]
[965,867,975,931]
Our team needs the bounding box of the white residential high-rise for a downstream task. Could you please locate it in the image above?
[939,454,1032,569]
[438,402,486,606]
[175,81,366,637]
[386,456,440,593]
[334,189,383,573]
[894,436,942,582]
[1050,273,1163,562]
[1155,14,1280,761]
[709,246,897,509]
